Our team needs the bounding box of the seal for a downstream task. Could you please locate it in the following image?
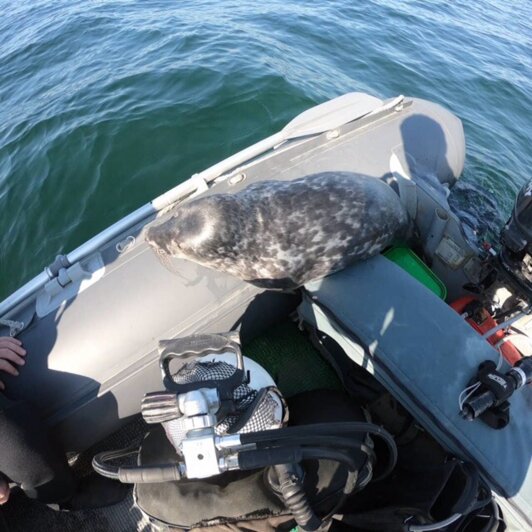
[146,172,409,289]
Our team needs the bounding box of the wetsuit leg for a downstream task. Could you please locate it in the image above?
[0,393,75,503]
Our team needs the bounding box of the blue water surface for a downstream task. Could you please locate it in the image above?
[0,0,530,299]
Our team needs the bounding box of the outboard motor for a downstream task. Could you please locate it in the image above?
[453,180,532,366]
[499,178,532,299]
[92,332,394,531]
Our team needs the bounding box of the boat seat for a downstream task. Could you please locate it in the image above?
[298,255,531,526]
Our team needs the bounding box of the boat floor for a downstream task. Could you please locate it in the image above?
[0,320,340,532]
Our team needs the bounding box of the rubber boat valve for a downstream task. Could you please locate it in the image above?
[461,356,532,429]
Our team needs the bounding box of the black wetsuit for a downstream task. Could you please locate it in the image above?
[0,393,75,503]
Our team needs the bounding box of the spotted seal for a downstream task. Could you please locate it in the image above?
[146,172,409,289]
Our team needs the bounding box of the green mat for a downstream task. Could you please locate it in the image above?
[243,320,342,397]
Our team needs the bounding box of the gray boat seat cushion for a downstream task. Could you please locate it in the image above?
[298,255,531,526]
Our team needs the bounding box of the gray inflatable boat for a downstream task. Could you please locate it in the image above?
[1,93,530,531]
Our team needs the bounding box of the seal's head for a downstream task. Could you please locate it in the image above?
[146,195,239,265]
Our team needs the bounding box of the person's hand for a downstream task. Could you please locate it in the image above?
[0,475,9,505]
[0,337,26,391]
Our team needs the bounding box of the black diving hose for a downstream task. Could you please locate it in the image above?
[92,446,183,483]
[92,422,397,493]
[240,422,397,480]
[237,423,397,531]
[268,436,377,473]
[273,463,323,532]
[269,447,361,532]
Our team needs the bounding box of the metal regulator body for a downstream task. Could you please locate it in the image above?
[141,332,285,479]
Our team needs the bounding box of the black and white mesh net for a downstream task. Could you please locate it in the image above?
[164,361,285,450]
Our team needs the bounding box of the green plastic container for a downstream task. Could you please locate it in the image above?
[383,246,447,300]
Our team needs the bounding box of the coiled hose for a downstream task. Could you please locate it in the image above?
[240,421,397,480]
[93,420,397,531]
[274,463,323,532]
[268,446,362,532]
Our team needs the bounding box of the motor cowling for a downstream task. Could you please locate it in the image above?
[499,179,532,297]
[501,179,532,255]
